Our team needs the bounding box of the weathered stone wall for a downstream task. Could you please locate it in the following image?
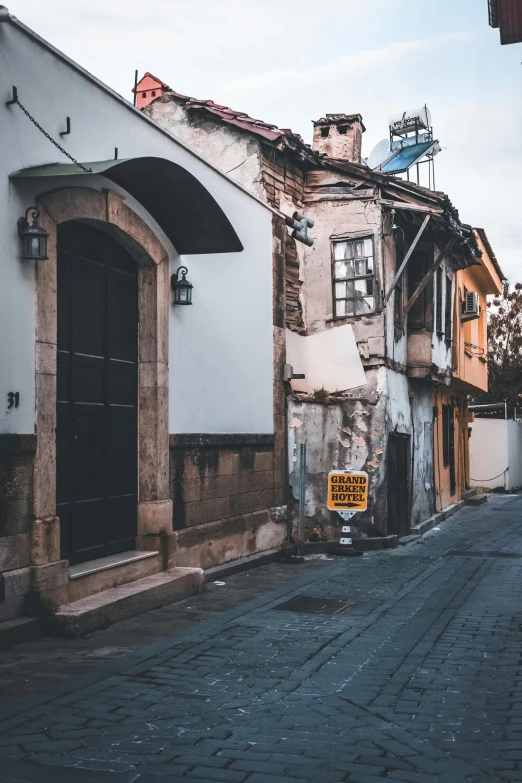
[0,436,35,621]
[168,436,286,568]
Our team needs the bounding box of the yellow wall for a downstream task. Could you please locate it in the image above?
[452,232,503,394]
[434,230,503,508]
[433,388,468,510]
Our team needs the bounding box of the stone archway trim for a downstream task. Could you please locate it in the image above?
[32,187,172,576]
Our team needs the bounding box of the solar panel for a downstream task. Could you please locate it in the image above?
[380,140,437,175]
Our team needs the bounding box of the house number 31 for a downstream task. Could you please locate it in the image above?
[7,392,20,409]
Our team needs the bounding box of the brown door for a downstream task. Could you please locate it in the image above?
[56,222,138,565]
[387,434,410,537]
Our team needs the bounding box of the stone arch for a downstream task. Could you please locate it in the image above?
[33,186,172,569]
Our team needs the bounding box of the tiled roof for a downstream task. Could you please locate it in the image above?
[152,89,309,148]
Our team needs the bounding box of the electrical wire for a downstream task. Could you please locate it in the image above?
[470,469,508,482]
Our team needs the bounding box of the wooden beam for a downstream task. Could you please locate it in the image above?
[403,236,457,316]
[384,214,431,305]
[380,199,443,216]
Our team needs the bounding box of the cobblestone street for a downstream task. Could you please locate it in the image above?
[2,495,522,782]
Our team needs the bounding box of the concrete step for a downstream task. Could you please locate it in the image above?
[55,567,204,638]
[465,494,488,506]
[0,617,41,650]
[461,489,477,501]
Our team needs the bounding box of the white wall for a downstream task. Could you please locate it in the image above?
[0,18,274,435]
[469,419,509,489]
[507,421,522,490]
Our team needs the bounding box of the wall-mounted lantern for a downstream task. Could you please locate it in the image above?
[171,265,193,305]
[18,207,48,260]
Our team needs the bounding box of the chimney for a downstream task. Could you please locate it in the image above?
[312,114,365,164]
[132,72,170,110]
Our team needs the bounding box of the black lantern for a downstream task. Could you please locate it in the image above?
[18,207,48,260]
[171,266,193,305]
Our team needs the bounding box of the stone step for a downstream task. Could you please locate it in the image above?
[55,567,204,638]
[51,550,163,606]
[465,494,488,506]
[461,489,477,501]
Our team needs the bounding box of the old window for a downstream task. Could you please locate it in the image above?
[333,237,375,317]
[436,267,443,334]
[407,250,430,329]
[445,274,452,342]
[321,126,329,137]
[442,404,450,467]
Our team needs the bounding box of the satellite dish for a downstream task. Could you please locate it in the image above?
[367,138,392,170]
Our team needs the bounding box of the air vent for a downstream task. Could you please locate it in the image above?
[461,291,479,322]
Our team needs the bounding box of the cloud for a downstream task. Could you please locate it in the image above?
[223,32,471,95]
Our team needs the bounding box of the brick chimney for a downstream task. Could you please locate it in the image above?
[312,114,365,164]
[132,72,170,110]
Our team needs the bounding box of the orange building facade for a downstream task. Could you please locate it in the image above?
[433,229,504,510]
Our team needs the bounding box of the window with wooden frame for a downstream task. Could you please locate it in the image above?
[436,267,443,334]
[332,237,375,318]
[445,274,452,343]
[407,250,431,330]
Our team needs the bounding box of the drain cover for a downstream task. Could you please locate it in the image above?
[273,596,352,616]
[445,550,522,559]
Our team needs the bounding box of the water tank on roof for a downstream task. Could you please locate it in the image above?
[388,106,432,136]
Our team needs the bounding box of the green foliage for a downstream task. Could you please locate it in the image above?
[312,387,329,403]
[474,282,522,408]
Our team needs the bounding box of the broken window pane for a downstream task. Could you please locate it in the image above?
[335,281,347,298]
[355,297,375,315]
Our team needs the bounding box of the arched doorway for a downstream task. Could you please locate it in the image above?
[56,221,138,564]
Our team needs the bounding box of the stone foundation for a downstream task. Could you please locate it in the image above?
[168,434,287,567]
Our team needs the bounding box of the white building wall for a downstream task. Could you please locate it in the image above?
[0,19,274,436]
[507,421,522,490]
[470,419,509,489]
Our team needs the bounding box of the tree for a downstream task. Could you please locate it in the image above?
[475,282,522,407]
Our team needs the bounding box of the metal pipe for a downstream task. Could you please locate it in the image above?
[133,69,138,107]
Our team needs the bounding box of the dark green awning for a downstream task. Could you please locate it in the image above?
[11,156,243,255]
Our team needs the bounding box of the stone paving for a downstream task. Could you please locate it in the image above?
[1,495,522,782]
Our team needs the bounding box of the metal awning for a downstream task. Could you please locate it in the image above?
[11,156,243,255]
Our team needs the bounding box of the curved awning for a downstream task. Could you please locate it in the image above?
[11,156,243,255]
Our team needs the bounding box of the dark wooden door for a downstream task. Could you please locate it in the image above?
[387,434,410,538]
[57,222,138,565]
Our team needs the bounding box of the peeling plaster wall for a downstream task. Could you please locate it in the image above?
[302,197,387,369]
[288,367,389,539]
[288,366,435,539]
[147,99,266,202]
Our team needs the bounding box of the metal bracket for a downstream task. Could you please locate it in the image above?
[60,117,71,136]
[5,86,18,106]
[338,511,356,521]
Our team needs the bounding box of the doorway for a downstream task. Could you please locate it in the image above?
[387,434,410,537]
[56,222,138,564]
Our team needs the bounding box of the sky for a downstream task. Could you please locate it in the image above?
[7,0,522,280]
